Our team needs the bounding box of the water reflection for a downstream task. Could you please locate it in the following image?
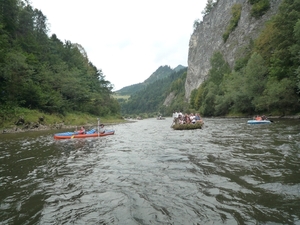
[0,118,299,224]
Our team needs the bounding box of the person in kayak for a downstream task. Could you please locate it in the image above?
[99,124,105,134]
[255,115,262,121]
[75,126,85,134]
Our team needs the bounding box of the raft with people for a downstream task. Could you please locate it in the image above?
[172,122,203,130]
[247,120,271,125]
[247,115,272,125]
[171,112,204,130]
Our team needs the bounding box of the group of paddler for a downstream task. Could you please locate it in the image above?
[172,111,203,125]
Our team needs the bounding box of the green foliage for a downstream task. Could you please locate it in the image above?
[249,0,270,18]
[228,71,251,113]
[115,83,145,96]
[189,89,198,109]
[254,0,300,100]
[120,68,187,116]
[207,52,231,85]
[144,65,174,84]
[260,77,299,114]
[243,53,268,111]
[0,0,120,126]
[234,43,253,71]
[223,4,242,42]
[116,65,178,96]
[267,1,300,79]
[202,0,218,16]
[0,106,122,129]
[199,82,218,116]
[170,71,187,94]
[191,52,231,116]
[193,19,201,31]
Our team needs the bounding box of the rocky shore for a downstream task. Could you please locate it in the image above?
[1,115,106,134]
[1,122,79,134]
[1,118,131,134]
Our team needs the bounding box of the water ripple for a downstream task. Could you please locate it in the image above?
[0,118,300,224]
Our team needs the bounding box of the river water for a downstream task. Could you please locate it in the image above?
[0,118,299,225]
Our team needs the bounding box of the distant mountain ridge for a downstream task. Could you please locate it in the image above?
[116,65,186,95]
[120,67,188,116]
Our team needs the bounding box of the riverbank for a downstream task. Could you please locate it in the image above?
[1,119,132,134]
[2,114,299,134]
[0,109,127,134]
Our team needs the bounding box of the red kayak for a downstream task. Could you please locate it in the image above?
[54,129,115,140]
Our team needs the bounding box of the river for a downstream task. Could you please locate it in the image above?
[0,118,299,225]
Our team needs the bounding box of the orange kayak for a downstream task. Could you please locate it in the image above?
[54,129,115,139]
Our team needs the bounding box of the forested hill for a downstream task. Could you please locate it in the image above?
[120,67,188,117]
[144,65,175,84]
[116,65,186,96]
[0,0,120,125]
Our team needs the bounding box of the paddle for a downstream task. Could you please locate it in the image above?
[266,117,274,123]
[170,118,175,127]
[170,122,174,128]
[97,118,100,137]
[71,126,77,139]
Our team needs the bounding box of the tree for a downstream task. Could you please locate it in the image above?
[202,0,218,16]
[0,0,121,119]
[193,19,201,31]
[243,53,268,109]
[0,0,18,38]
[261,77,299,114]
[207,52,231,86]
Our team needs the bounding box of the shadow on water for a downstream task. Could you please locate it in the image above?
[0,118,299,224]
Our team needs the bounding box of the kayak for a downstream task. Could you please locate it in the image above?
[54,128,115,139]
[247,120,271,124]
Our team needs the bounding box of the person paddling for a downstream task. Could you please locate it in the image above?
[99,124,105,134]
[75,126,85,134]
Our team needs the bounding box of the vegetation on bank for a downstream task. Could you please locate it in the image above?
[0,0,120,129]
[0,107,124,131]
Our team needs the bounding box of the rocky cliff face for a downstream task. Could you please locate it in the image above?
[185,0,282,100]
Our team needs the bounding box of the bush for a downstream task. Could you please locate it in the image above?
[250,0,270,18]
[223,4,242,42]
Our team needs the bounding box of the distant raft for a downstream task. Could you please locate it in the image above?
[247,120,272,125]
[172,122,203,130]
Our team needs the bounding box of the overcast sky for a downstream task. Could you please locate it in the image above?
[29,0,206,91]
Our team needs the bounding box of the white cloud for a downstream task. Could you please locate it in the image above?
[30,0,206,91]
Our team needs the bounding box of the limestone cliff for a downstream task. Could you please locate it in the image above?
[185,0,282,100]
